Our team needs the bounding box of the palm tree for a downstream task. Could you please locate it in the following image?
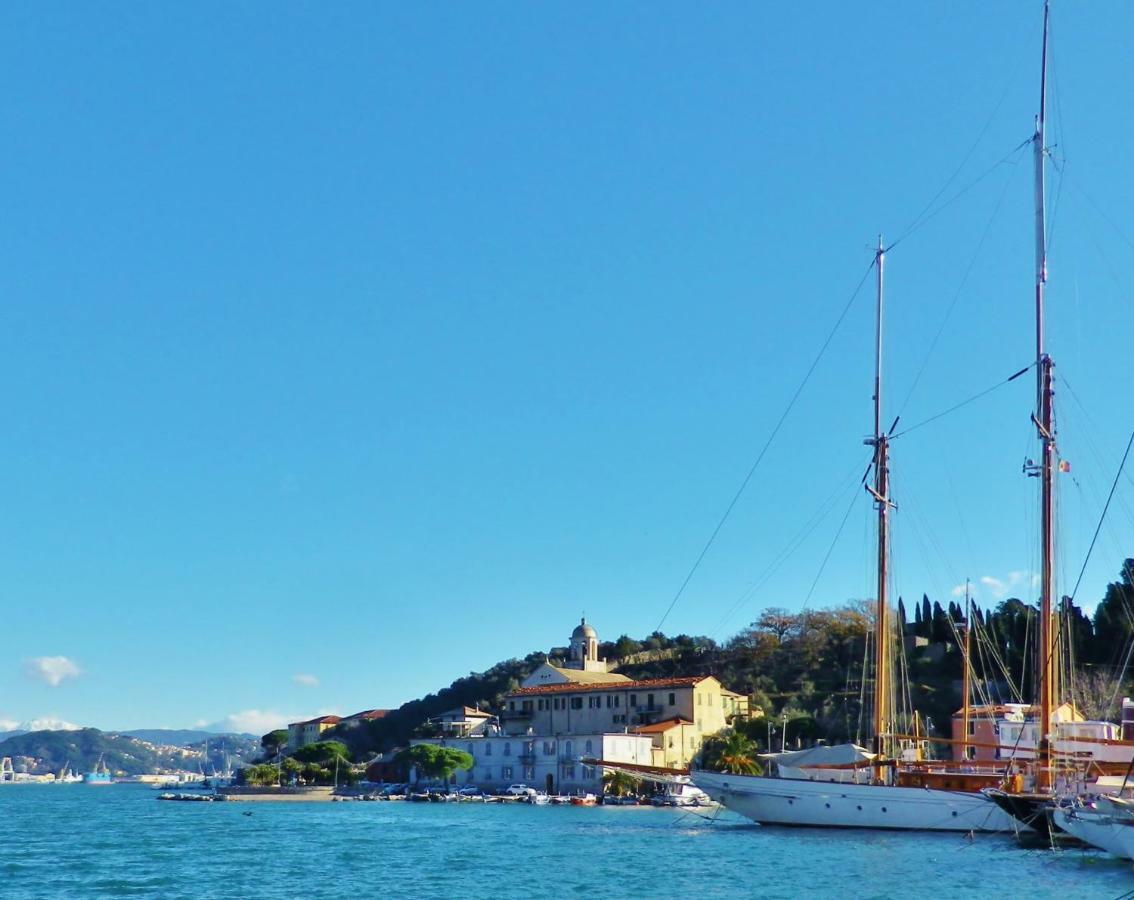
[602,769,642,797]
[710,731,761,776]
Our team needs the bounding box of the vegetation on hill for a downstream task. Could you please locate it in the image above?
[262,556,1134,766]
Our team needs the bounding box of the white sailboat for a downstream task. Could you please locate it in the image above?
[1052,797,1134,859]
[693,237,1020,832]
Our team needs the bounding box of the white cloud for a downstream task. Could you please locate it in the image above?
[21,717,80,732]
[206,710,297,735]
[0,718,19,731]
[292,673,319,687]
[24,656,81,687]
[960,571,1038,601]
[950,583,968,598]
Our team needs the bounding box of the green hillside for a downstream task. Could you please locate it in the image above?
[0,728,208,776]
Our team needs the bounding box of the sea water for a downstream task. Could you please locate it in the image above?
[1,785,1131,899]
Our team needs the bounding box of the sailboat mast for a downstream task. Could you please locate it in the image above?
[871,235,891,772]
[1033,0,1056,792]
[962,581,972,764]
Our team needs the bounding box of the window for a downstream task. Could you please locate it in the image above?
[689,737,695,749]
[585,739,593,755]
[668,693,676,706]
[696,719,702,730]
[614,695,620,708]
[968,721,976,736]
[502,766,512,779]
[647,693,655,710]
[485,743,492,756]
[697,693,702,706]
[509,701,515,711]
[523,766,535,780]
[563,765,575,779]
[565,741,573,758]
[570,697,583,710]
[504,743,511,756]
[543,741,554,756]
[522,700,533,712]
[630,694,637,707]
[606,695,612,708]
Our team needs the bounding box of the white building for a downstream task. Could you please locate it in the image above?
[412,732,654,795]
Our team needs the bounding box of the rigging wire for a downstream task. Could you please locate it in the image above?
[895,142,1028,420]
[800,483,863,610]
[1067,427,1134,604]
[653,258,876,634]
[890,363,1034,441]
[885,137,1033,254]
[709,458,869,639]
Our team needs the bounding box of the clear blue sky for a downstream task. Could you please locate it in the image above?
[2,2,1131,734]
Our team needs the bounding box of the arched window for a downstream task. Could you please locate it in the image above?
[565,740,573,758]
[584,739,593,755]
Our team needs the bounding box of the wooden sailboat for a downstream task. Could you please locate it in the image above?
[693,239,1021,831]
[983,1,1134,836]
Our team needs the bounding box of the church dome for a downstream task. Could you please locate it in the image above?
[571,618,597,640]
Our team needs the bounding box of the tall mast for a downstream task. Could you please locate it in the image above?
[1033,0,1057,792]
[870,235,891,775]
[961,581,972,765]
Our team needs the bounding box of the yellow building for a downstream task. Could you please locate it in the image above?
[286,714,342,750]
[503,674,746,768]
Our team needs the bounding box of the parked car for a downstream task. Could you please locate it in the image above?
[458,786,484,797]
[505,784,536,797]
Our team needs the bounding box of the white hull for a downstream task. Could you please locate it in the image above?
[693,771,1025,833]
[1053,807,1134,859]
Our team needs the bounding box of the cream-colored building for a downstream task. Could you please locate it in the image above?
[286,714,341,750]
[503,674,743,768]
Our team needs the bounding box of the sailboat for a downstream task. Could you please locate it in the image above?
[983,3,1134,836]
[693,237,1021,832]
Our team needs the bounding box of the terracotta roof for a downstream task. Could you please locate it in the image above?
[535,665,631,684]
[634,717,694,734]
[509,676,712,696]
[294,715,341,726]
[346,709,389,721]
[435,706,493,718]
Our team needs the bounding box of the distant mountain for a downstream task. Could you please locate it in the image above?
[120,729,256,747]
[0,728,256,777]
[0,718,81,743]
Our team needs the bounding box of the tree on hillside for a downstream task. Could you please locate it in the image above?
[261,729,288,756]
[291,741,350,765]
[395,744,474,784]
[1093,559,1134,665]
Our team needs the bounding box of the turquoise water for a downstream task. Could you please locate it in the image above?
[2,785,1132,898]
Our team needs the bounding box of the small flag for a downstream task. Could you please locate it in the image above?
[1059,460,1071,473]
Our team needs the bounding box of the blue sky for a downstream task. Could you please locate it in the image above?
[1,2,1131,734]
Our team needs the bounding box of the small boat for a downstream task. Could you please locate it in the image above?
[528,792,550,805]
[569,793,596,806]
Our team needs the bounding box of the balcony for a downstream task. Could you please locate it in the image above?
[500,708,533,721]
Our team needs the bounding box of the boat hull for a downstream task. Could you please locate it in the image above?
[693,771,1025,833]
[1052,807,1134,859]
